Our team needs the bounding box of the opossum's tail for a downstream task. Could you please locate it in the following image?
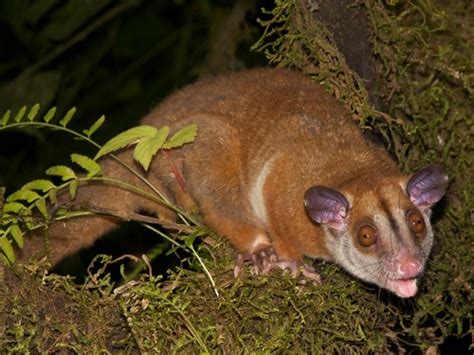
[18,151,176,266]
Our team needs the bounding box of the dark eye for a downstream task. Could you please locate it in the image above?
[407,210,425,234]
[357,225,377,247]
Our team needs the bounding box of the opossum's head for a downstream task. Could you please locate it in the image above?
[304,165,448,298]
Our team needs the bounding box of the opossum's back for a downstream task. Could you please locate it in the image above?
[140,68,350,132]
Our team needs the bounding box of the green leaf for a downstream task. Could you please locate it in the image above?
[71,153,102,177]
[119,264,127,280]
[0,253,10,266]
[3,202,27,214]
[185,233,199,249]
[59,107,77,127]
[53,207,69,218]
[46,165,77,181]
[1,110,11,126]
[48,189,58,205]
[133,126,169,171]
[14,105,27,123]
[0,236,15,264]
[95,125,159,160]
[27,103,40,121]
[9,224,24,249]
[162,124,197,149]
[69,179,79,200]
[35,198,48,219]
[83,115,105,138]
[21,179,56,193]
[7,189,41,203]
[43,106,57,123]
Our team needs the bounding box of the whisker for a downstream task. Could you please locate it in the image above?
[353,260,383,271]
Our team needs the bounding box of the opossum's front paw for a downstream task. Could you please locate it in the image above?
[233,244,276,277]
[233,247,321,284]
[271,260,322,284]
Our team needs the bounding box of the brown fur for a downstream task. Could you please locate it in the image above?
[21,68,401,269]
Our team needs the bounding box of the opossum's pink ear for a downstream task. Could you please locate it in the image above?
[406,165,448,209]
[304,186,349,231]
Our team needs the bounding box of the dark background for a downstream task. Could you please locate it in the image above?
[0,0,270,278]
[0,0,269,192]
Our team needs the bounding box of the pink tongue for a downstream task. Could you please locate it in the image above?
[390,279,418,298]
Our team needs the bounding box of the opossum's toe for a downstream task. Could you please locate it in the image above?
[233,247,321,284]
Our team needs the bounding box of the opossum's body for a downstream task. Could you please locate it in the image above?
[22,69,448,297]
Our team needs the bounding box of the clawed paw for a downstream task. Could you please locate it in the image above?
[233,244,276,277]
[233,247,321,284]
[269,260,322,284]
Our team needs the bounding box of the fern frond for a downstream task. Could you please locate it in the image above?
[0,235,15,264]
[71,154,102,177]
[7,189,42,204]
[59,107,77,127]
[133,126,169,170]
[162,123,197,149]
[27,103,40,121]
[14,105,27,122]
[21,179,56,193]
[0,104,202,274]
[83,115,105,138]
[46,165,77,181]
[1,110,10,125]
[9,224,24,249]
[95,125,161,160]
[43,106,57,123]
[3,201,28,214]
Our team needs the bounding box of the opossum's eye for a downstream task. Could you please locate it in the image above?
[357,225,377,247]
[407,210,425,234]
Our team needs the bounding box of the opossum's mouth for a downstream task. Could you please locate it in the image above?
[386,278,418,298]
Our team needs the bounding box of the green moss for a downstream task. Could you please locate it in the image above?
[252,0,375,124]
[115,240,396,353]
[253,0,473,351]
[0,262,135,352]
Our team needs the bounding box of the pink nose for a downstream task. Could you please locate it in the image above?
[399,258,422,279]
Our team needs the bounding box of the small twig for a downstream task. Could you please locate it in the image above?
[189,243,220,298]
